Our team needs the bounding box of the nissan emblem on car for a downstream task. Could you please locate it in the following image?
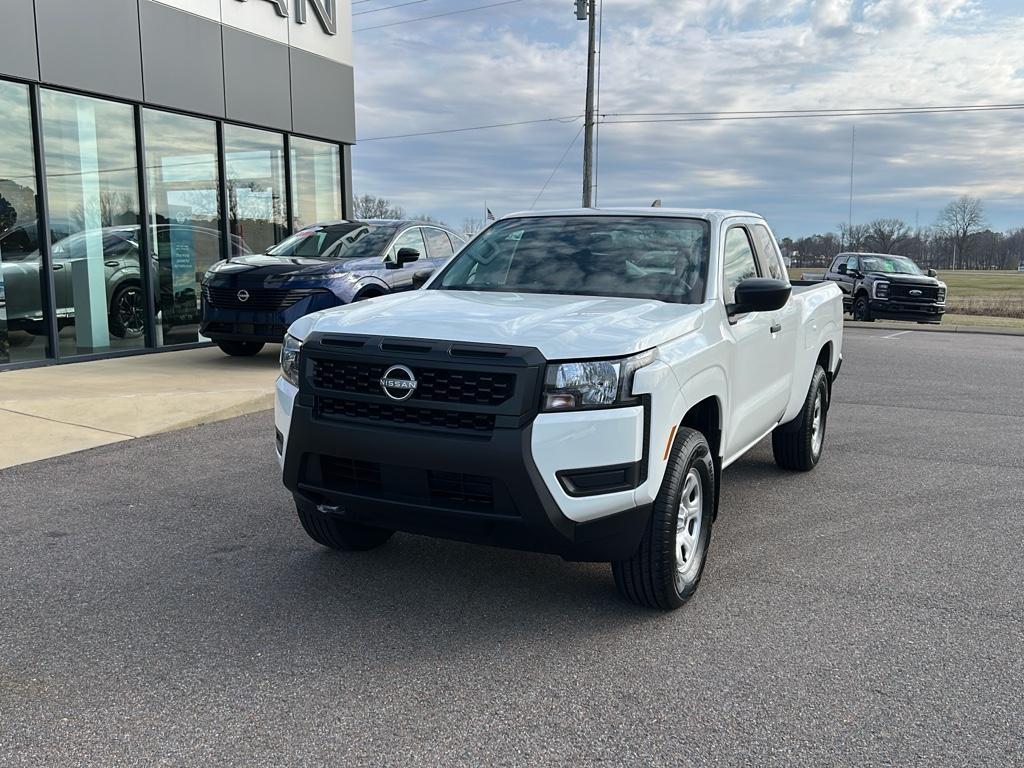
[237,290,250,302]
[380,365,418,401]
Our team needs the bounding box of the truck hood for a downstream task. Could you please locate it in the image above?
[864,272,942,286]
[296,290,705,359]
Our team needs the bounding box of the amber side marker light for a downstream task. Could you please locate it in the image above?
[663,425,678,461]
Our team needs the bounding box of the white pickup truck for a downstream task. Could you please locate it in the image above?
[275,209,844,609]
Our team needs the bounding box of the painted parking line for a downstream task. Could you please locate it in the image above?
[882,330,913,339]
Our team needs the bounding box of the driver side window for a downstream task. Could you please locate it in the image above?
[722,226,759,304]
[845,255,859,272]
[388,228,425,262]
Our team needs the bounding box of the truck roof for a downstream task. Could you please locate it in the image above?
[501,207,764,225]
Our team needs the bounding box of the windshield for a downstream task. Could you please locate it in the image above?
[265,223,397,261]
[859,255,924,275]
[434,216,711,303]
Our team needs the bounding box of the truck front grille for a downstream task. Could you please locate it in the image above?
[313,358,515,406]
[889,284,938,302]
[316,396,496,432]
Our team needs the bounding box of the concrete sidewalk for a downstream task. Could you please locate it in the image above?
[0,346,280,469]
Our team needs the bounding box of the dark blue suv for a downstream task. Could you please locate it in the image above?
[200,219,465,356]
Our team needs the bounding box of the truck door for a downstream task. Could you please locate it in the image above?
[721,223,791,457]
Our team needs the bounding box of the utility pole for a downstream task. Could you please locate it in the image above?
[577,0,597,208]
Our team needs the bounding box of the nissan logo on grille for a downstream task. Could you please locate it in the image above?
[237,289,250,302]
[380,365,418,401]
[909,289,923,296]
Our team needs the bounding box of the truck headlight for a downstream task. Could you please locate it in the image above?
[542,350,655,411]
[874,281,890,300]
[280,333,302,387]
[937,285,946,303]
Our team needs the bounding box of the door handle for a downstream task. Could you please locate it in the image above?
[52,264,64,270]
[770,323,782,334]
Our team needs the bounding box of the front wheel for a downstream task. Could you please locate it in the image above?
[612,427,716,610]
[215,340,264,356]
[772,364,828,471]
[852,295,873,322]
[296,502,394,551]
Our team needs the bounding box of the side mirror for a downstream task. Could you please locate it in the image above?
[926,268,937,277]
[387,247,420,269]
[411,268,435,289]
[728,278,792,316]
[836,263,848,275]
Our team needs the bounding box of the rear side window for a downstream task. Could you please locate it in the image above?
[423,227,454,259]
[753,224,786,281]
[722,227,759,303]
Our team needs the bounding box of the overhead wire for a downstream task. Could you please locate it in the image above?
[354,0,527,31]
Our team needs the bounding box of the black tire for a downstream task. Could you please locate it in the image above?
[852,294,873,322]
[612,427,716,610]
[108,284,146,339]
[296,502,394,551]
[772,364,829,472]
[353,291,384,302]
[215,340,265,356]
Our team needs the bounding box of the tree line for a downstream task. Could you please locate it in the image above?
[782,196,1024,270]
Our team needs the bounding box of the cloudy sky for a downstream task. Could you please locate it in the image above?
[349,0,1024,237]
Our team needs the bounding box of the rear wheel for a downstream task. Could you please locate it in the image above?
[215,340,264,356]
[852,294,873,322]
[772,364,828,471]
[296,502,394,551]
[108,284,146,339]
[612,427,715,610]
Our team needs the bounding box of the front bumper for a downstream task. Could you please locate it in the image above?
[200,290,343,343]
[869,300,944,323]
[275,337,653,562]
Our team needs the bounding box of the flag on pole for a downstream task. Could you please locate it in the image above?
[486,207,496,221]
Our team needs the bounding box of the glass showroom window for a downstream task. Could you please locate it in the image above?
[40,89,144,357]
[143,109,222,346]
[223,125,286,256]
[0,80,47,365]
[290,137,341,229]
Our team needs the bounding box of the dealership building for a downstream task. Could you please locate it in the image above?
[0,0,355,368]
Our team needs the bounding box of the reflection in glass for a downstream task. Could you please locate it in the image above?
[143,109,226,346]
[290,137,341,229]
[41,89,144,356]
[224,125,286,256]
[0,80,47,364]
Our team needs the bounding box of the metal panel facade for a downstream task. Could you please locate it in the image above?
[222,27,292,132]
[0,0,40,81]
[291,51,356,144]
[2,0,355,145]
[140,1,227,117]
[35,0,145,101]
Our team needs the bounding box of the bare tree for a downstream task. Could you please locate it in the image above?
[838,222,870,252]
[864,218,910,254]
[936,195,986,269]
[462,217,485,236]
[353,194,404,220]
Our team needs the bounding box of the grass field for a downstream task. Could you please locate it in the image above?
[788,268,1024,321]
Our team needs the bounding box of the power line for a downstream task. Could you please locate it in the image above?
[353,0,429,16]
[530,124,585,209]
[359,115,582,142]
[354,0,527,31]
[356,102,1024,144]
[600,102,1024,121]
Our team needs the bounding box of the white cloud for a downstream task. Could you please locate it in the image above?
[350,1,1024,235]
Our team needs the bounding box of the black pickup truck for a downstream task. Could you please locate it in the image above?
[822,252,946,323]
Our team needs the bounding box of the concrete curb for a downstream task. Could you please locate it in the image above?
[844,320,1024,337]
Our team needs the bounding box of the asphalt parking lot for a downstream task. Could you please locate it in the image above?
[1,327,1022,767]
